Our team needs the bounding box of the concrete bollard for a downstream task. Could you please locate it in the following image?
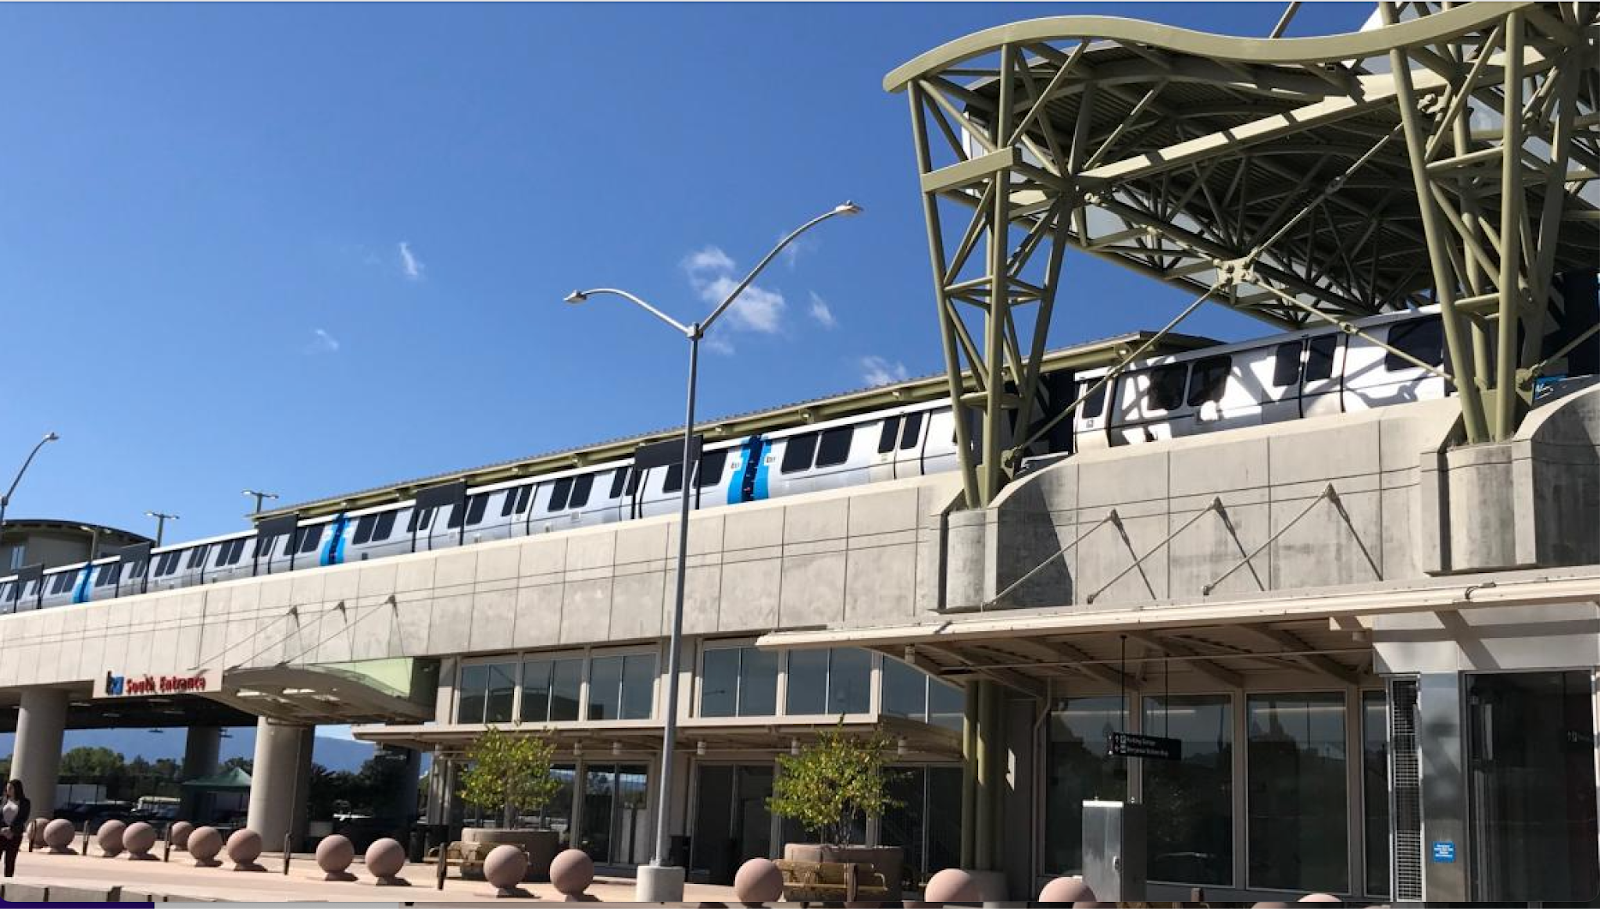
[188,826,223,868]
[732,857,784,904]
[365,837,409,886]
[550,848,595,901]
[226,828,266,872]
[484,844,531,898]
[316,834,357,882]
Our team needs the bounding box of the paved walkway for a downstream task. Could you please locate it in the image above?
[5,843,743,903]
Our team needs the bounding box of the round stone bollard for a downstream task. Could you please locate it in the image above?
[316,834,357,882]
[484,844,530,898]
[365,837,408,886]
[924,868,981,903]
[123,821,158,860]
[42,818,76,854]
[188,826,223,868]
[1039,875,1097,904]
[168,820,194,851]
[549,848,595,901]
[226,828,265,872]
[1298,895,1341,904]
[733,857,784,904]
[96,819,127,858]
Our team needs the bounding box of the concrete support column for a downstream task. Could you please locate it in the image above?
[13,688,68,818]
[182,726,221,779]
[246,718,312,851]
[378,744,422,824]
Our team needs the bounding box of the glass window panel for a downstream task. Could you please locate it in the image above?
[1146,364,1188,411]
[1273,341,1303,387]
[780,433,817,474]
[877,417,900,454]
[881,658,927,720]
[1385,317,1443,371]
[570,474,594,508]
[373,510,397,541]
[881,768,926,885]
[1186,356,1231,407]
[696,450,728,489]
[1362,691,1390,897]
[827,648,871,715]
[663,463,684,494]
[521,660,553,723]
[619,653,657,720]
[1142,695,1233,886]
[550,659,582,722]
[1081,381,1107,419]
[785,650,828,715]
[457,665,489,724]
[928,679,965,732]
[1306,335,1337,381]
[815,427,853,467]
[701,649,739,718]
[738,647,779,717]
[353,515,376,545]
[900,411,924,449]
[1247,692,1348,893]
[485,663,517,723]
[1045,697,1126,875]
[587,656,623,721]
[466,493,490,525]
[549,477,573,512]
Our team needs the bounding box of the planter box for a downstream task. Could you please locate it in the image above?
[783,842,904,901]
[461,828,560,881]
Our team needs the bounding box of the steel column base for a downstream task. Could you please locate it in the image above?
[634,864,686,903]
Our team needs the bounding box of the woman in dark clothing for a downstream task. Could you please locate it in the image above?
[1,780,31,877]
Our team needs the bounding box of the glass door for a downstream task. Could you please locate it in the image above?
[1467,671,1600,901]
[691,764,774,884]
[581,763,650,867]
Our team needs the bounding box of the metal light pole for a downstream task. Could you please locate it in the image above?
[243,489,279,515]
[144,511,178,547]
[0,432,60,561]
[562,202,861,899]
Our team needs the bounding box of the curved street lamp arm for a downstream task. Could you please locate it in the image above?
[569,287,694,337]
[3,433,57,507]
[701,202,862,336]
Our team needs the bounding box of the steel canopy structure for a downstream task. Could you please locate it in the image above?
[887,1,1600,506]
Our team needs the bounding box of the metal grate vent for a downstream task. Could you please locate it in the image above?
[1390,679,1423,900]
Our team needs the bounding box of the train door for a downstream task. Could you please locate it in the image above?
[1300,333,1345,417]
[1115,363,1192,444]
[1344,317,1445,411]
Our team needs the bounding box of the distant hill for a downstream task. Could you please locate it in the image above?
[0,726,377,773]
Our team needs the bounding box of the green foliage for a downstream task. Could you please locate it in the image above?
[457,727,560,828]
[768,722,901,845]
[60,746,125,778]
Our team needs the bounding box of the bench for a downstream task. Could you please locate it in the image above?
[775,859,889,902]
[426,840,495,878]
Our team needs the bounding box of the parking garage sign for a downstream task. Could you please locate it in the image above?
[97,668,215,698]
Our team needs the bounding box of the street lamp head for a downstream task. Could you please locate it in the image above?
[563,290,589,305]
[834,201,863,216]
[43,432,58,442]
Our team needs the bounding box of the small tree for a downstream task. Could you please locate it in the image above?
[768,722,901,845]
[457,727,561,828]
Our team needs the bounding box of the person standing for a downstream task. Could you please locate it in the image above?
[1,780,31,876]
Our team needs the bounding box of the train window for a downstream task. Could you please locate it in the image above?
[1146,364,1188,411]
[407,507,435,533]
[217,539,246,566]
[900,411,924,449]
[517,485,534,513]
[815,427,853,468]
[353,516,377,545]
[548,477,574,512]
[625,468,642,496]
[155,551,182,576]
[781,433,818,474]
[1386,317,1443,371]
[877,417,901,453]
[254,536,277,559]
[1080,381,1107,419]
[1272,342,1303,387]
[570,474,594,508]
[372,511,397,542]
[1187,356,1231,407]
[49,572,74,594]
[663,462,684,494]
[296,526,324,554]
[465,494,489,525]
[609,469,628,499]
[697,450,728,489]
[1306,335,1337,381]
[186,547,208,570]
[95,564,121,588]
[128,560,146,579]
[501,485,534,517]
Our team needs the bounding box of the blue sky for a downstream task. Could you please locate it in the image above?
[0,2,1374,545]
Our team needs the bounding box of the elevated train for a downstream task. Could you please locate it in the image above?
[2,303,1588,614]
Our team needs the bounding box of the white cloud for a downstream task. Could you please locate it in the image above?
[398,241,424,281]
[860,355,909,387]
[304,328,340,355]
[703,335,737,356]
[683,246,735,275]
[808,292,837,329]
[779,235,817,270]
[682,245,786,334]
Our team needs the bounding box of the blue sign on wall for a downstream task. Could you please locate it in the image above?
[1432,841,1456,863]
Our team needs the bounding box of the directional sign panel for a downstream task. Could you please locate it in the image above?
[1109,732,1182,761]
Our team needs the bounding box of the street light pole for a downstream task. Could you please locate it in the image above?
[243,489,279,515]
[144,511,178,547]
[561,202,861,901]
[0,432,60,560]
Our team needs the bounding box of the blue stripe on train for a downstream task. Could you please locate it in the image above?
[72,568,91,604]
[752,439,770,501]
[319,515,348,566]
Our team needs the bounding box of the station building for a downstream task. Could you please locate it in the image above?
[0,2,1595,904]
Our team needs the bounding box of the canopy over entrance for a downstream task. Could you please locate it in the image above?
[888,1,1600,504]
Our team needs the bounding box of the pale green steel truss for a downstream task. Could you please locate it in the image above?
[888,1,1600,507]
